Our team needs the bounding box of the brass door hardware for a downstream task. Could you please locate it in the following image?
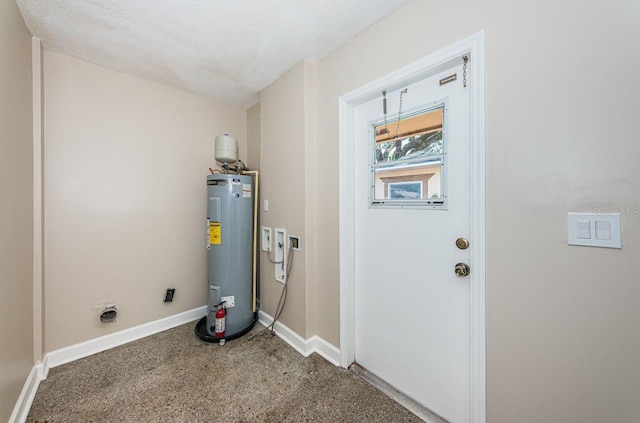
[455,263,470,277]
[456,238,469,250]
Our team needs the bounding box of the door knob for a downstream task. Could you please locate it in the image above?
[455,262,470,277]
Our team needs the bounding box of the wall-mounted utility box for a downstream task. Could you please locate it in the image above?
[261,226,272,252]
[275,228,287,283]
[288,235,301,251]
[568,212,621,249]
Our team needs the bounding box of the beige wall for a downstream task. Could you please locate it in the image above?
[258,62,315,337]
[0,1,34,420]
[246,103,260,171]
[307,0,640,421]
[43,51,247,351]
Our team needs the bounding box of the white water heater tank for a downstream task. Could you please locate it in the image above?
[215,134,238,163]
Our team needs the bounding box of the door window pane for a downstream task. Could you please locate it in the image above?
[371,104,446,207]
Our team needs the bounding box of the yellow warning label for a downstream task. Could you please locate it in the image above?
[209,222,221,245]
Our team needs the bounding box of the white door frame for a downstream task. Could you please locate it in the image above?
[338,32,486,423]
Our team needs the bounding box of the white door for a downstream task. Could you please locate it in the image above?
[354,63,471,423]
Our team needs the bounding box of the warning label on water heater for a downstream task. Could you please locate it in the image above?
[209,222,221,245]
[221,295,235,308]
[242,183,252,198]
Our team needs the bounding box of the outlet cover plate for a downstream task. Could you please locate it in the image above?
[261,226,272,252]
[288,235,301,251]
[274,228,287,283]
[164,288,175,302]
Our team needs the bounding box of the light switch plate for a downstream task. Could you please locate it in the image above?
[568,212,621,249]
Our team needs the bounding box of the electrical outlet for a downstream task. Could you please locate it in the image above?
[288,235,301,251]
[261,226,272,252]
[164,288,175,302]
[274,228,287,283]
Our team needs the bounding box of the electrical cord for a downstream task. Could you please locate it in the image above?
[268,244,294,330]
[264,244,284,264]
[249,240,295,340]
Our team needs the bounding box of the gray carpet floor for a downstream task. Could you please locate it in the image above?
[27,320,420,422]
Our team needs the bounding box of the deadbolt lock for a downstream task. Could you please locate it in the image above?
[455,262,470,277]
[456,238,469,250]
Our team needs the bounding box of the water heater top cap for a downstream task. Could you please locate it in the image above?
[215,134,238,163]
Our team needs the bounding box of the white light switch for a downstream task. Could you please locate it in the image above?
[595,221,611,240]
[568,212,621,249]
[576,220,591,239]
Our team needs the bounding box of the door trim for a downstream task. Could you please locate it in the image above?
[338,31,486,423]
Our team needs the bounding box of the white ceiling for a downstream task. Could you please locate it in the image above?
[17,0,409,108]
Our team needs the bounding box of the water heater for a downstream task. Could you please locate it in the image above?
[195,173,256,342]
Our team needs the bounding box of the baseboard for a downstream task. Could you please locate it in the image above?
[308,335,341,366]
[8,362,45,423]
[257,310,310,357]
[45,305,207,370]
[257,310,340,365]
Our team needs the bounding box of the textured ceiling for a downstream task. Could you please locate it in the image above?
[17,0,409,108]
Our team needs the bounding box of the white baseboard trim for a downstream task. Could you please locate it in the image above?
[9,362,45,423]
[257,310,340,366]
[45,305,207,370]
[308,335,341,366]
[257,310,309,357]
